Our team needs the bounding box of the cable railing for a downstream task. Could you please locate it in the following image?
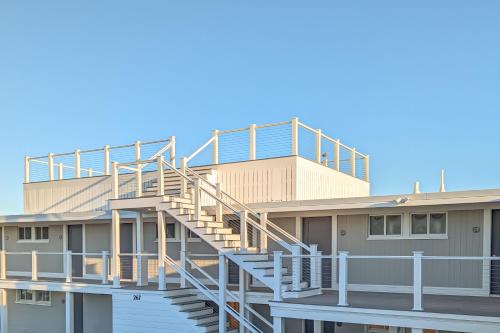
[25,137,175,183]
[164,254,263,333]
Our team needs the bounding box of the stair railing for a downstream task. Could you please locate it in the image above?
[164,255,263,333]
[186,256,273,331]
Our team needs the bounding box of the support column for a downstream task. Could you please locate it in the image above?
[65,291,74,333]
[180,225,187,288]
[0,289,7,333]
[313,320,323,333]
[273,316,284,333]
[259,212,268,252]
[111,210,121,287]
[239,267,248,333]
[157,211,166,290]
[218,253,227,333]
[136,212,147,287]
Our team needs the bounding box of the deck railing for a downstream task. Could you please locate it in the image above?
[24,137,175,183]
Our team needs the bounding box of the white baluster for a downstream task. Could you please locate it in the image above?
[273,251,283,301]
[413,251,424,311]
[338,251,349,306]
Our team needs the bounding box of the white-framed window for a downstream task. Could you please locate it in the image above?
[16,289,51,306]
[18,226,49,242]
[368,215,402,238]
[411,212,447,237]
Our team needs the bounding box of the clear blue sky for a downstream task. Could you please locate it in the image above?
[1,1,499,214]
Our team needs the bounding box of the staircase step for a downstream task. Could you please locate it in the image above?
[197,227,234,235]
[205,233,241,241]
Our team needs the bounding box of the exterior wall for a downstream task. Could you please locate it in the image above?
[83,294,112,333]
[7,289,65,333]
[295,157,370,200]
[85,223,111,276]
[4,225,64,276]
[337,210,484,289]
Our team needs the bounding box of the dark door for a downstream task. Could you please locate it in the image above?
[68,225,83,277]
[304,320,336,333]
[74,292,83,333]
[302,217,332,288]
[491,210,500,294]
[120,223,134,280]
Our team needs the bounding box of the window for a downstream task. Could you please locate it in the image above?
[166,223,175,239]
[411,213,447,237]
[18,226,49,242]
[35,227,49,240]
[16,289,51,305]
[369,215,402,237]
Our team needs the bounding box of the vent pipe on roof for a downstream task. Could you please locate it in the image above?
[413,181,421,194]
[440,169,446,192]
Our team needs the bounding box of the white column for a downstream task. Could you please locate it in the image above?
[0,251,5,280]
[136,212,147,287]
[212,129,219,165]
[483,208,492,293]
[180,225,187,288]
[338,251,348,306]
[273,316,284,333]
[65,291,74,333]
[240,211,248,251]
[350,148,356,177]
[169,136,176,168]
[273,251,283,301]
[313,320,323,333]
[31,251,38,281]
[101,251,108,284]
[249,124,256,160]
[24,156,30,183]
[194,179,201,220]
[111,210,121,287]
[309,244,319,289]
[48,153,54,181]
[215,183,223,222]
[58,163,64,180]
[259,212,268,252]
[334,140,340,171]
[239,267,247,333]
[413,251,423,311]
[112,162,119,199]
[65,250,73,283]
[157,156,165,196]
[75,149,81,179]
[180,157,187,197]
[364,155,370,182]
[218,253,227,333]
[104,145,110,176]
[291,245,301,291]
[157,211,166,290]
[315,129,322,164]
[0,289,7,333]
[291,117,299,156]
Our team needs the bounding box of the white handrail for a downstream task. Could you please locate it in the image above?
[185,136,215,163]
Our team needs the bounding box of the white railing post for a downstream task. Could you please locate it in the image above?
[65,250,73,283]
[169,136,176,168]
[88,168,93,177]
[240,210,248,251]
[309,244,319,289]
[0,250,6,279]
[291,117,299,156]
[334,140,340,171]
[273,251,283,301]
[194,179,201,221]
[58,163,64,180]
[315,129,322,164]
[218,253,227,333]
[350,148,356,177]
[291,245,301,291]
[260,212,268,252]
[111,210,121,288]
[101,251,108,284]
[215,182,223,222]
[104,145,111,176]
[180,157,187,197]
[31,250,38,281]
[24,156,30,183]
[157,210,166,290]
[413,251,424,311]
[135,140,141,161]
[316,250,323,289]
[75,149,81,178]
[157,155,165,196]
[249,124,256,160]
[338,251,348,306]
[48,153,54,181]
[136,167,143,198]
[112,162,119,199]
[364,155,370,182]
[212,129,219,165]
[180,226,187,288]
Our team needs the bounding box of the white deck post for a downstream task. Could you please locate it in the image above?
[215,182,223,222]
[212,130,219,165]
[291,244,301,291]
[112,162,119,199]
[0,289,7,333]
[136,212,146,287]
[58,163,64,180]
[273,251,283,301]
[157,155,165,196]
[75,149,81,178]
[180,157,187,197]
[65,291,74,333]
[169,136,176,168]
[65,250,73,283]
[334,140,340,171]
[88,168,93,177]
[259,212,268,252]
[249,124,256,160]
[338,251,349,306]
[48,153,54,181]
[273,316,284,333]
[309,244,319,289]
[291,117,299,156]
[135,141,142,197]
[180,225,187,288]
[218,253,227,333]
[111,210,121,287]
[350,147,356,177]
[104,145,110,176]
[0,251,5,280]
[240,210,248,251]
[239,267,247,333]
[24,156,30,183]
[194,179,201,221]
[413,251,424,311]
[31,250,38,281]
[313,321,323,333]
[364,155,370,182]
[315,129,322,164]
[101,251,108,284]
[157,210,166,290]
